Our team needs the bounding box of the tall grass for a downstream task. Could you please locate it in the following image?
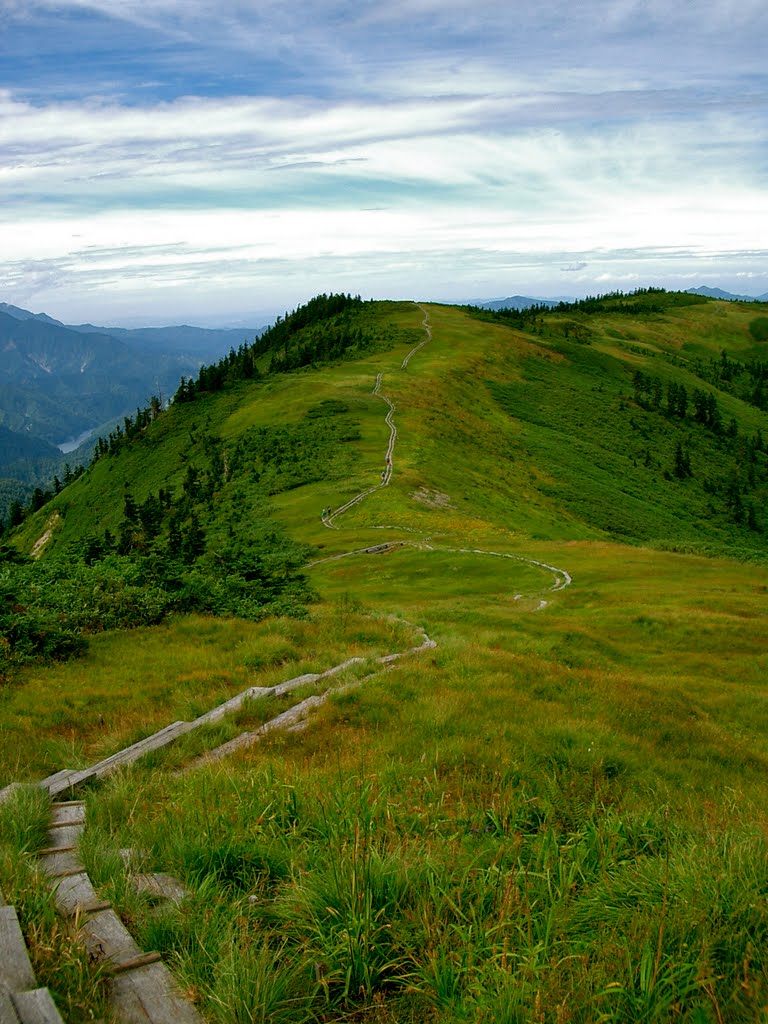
[66,749,768,1023]
[0,788,111,1023]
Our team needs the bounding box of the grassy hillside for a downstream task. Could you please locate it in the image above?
[2,292,768,1023]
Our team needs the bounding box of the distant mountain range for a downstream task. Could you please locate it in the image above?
[474,287,768,311]
[0,302,265,517]
[475,294,569,311]
[684,286,768,302]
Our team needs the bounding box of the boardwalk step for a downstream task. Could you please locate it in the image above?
[78,909,143,970]
[10,987,65,1024]
[110,959,204,1024]
[39,855,86,878]
[45,825,83,851]
[132,875,187,905]
[0,905,36,991]
[51,872,100,917]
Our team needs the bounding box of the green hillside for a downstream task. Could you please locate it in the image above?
[2,292,768,1023]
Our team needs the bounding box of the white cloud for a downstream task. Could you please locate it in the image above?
[1,1,766,319]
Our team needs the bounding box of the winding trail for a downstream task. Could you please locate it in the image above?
[0,302,573,1024]
[323,306,432,528]
[314,303,572,611]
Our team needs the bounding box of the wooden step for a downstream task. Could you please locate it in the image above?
[9,987,65,1024]
[45,824,83,850]
[0,905,36,991]
[50,804,86,826]
[38,849,85,877]
[110,959,204,1024]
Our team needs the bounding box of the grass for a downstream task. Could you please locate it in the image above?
[0,787,111,1023]
[3,295,768,1021]
[0,604,423,784]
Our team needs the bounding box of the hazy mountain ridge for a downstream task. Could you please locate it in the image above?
[476,294,565,311]
[0,302,265,518]
[685,285,768,302]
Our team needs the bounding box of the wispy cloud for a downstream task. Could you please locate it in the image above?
[0,0,766,319]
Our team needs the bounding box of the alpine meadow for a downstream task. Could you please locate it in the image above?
[2,290,768,1023]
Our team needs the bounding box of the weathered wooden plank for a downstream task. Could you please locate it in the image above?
[110,960,204,1024]
[40,770,75,788]
[10,988,64,1024]
[0,906,37,992]
[272,673,320,696]
[50,872,100,918]
[260,694,328,733]
[92,722,193,771]
[132,875,187,905]
[45,824,83,850]
[38,849,84,877]
[78,909,142,968]
[49,804,85,827]
[318,657,365,678]
[197,693,329,765]
[190,686,274,726]
[0,988,20,1024]
[45,770,96,799]
[0,782,29,806]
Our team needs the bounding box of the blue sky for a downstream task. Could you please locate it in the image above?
[1,0,766,325]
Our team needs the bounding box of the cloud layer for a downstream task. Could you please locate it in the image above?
[0,0,766,321]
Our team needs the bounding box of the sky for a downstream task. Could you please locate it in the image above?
[1,0,767,327]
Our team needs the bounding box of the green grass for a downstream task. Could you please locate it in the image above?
[0,788,111,1023]
[0,605,422,784]
[3,295,768,1021]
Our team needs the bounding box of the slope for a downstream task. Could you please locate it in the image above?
[2,293,768,1023]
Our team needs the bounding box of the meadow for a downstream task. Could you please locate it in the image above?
[2,295,768,1022]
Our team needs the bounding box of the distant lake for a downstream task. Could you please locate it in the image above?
[57,428,95,454]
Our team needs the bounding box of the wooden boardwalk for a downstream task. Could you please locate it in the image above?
[0,887,64,1023]
[38,801,204,1024]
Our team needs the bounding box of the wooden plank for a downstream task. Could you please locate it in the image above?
[38,849,84,877]
[10,989,64,1024]
[40,770,75,787]
[45,770,95,799]
[110,960,204,1024]
[0,782,30,806]
[318,657,365,678]
[197,693,329,765]
[132,875,187,905]
[0,988,21,1024]
[190,686,274,726]
[90,722,193,773]
[78,909,142,968]
[45,824,83,850]
[50,872,100,917]
[272,673,319,696]
[49,804,86,826]
[0,906,37,991]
